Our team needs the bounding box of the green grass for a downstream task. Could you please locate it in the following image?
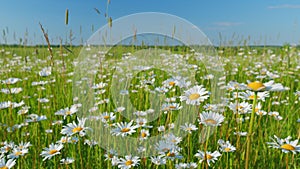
[0,44,299,169]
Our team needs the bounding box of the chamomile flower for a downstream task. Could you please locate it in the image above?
[218,139,236,152]
[194,150,221,166]
[39,67,51,77]
[226,81,247,91]
[1,88,22,94]
[162,76,191,89]
[139,129,150,140]
[203,104,219,111]
[163,149,183,161]
[151,156,166,165]
[239,91,269,101]
[0,158,16,169]
[92,82,107,89]
[180,85,209,105]
[104,149,118,161]
[60,157,75,164]
[25,114,47,123]
[99,112,116,123]
[175,162,198,169]
[7,147,28,159]
[234,131,248,137]
[2,78,21,85]
[267,135,300,154]
[228,101,252,114]
[40,143,63,161]
[111,121,138,137]
[55,105,79,119]
[161,103,182,113]
[199,111,225,126]
[61,118,89,136]
[180,123,198,134]
[117,155,140,169]
[17,106,30,115]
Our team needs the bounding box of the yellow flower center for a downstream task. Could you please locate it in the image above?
[205,119,217,125]
[236,105,244,110]
[141,132,147,138]
[249,95,260,100]
[0,167,8,169]
[49,149,58,155]
[103,115,110,120]
[72,127,83,133]
[66,111,71,115]
[186,127,192,131]
[224,148,231,152]
[281,144,295,151]
[169,81,176,86]
[189,93,200,100]
[125,160,133,166]
[247,81,265,91]
[205,154,213,160]
[15,151,22,156]
[169,106,176,109]
[121,128,130,133]
[167,152,175,157]
[255,108,259,112]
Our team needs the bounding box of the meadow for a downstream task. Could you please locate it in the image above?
[0,43,299,169]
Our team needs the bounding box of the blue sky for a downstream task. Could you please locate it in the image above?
[1,0,300,46]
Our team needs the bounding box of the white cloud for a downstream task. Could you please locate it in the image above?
[268,4,300,9]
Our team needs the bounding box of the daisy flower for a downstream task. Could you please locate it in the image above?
[39,67,51,77]
[180,85,209,105]
[194,150,221,166]
[61,118,89,136]
[161,103,182,113]
[26,114,47,123]
[199,111,225,126]
[151,156,166,165]
[180,123,198,134]
[239,91,269,101]
[228,101,252,114]
[99,112,116,123]
[17,106,30,115]
[2,78,21,85]
[92,82,107,89]
[267,135,300,154]
[55,105,79,119]
[226,81,247,91]
[117,155,140,169]
[218,139,236,152]
[104,149,118,161]
[110,121,138,137]
[139,129,150,140]
[162,76,191,89]
[40,143,64,161]
[7,147,29,159]
[60,157,75,164]
[0,158,16,169]
[175,162,197,169]
[1,88,23,94]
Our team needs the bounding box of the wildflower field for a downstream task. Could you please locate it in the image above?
[0,43,299,169]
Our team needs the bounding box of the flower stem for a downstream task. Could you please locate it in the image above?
[245,92,257,169]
